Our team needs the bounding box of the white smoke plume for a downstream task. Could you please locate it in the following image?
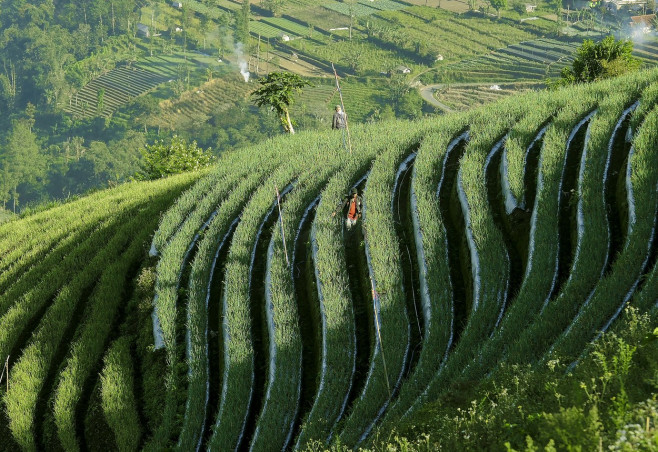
[235,42,250,82]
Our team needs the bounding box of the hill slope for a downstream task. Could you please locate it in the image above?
[1,69,658,451]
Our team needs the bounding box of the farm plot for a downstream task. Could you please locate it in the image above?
[66,67,170,118]
[324,1,381,17]
[434,82,543,111]
[154,74,253,130]
[3,68,658,452]
[249,20,283,39]
[290,80,389,125]
[426,38,577,83]
[262,18,312,38]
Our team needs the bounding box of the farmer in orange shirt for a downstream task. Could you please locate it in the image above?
[332,188,362,230]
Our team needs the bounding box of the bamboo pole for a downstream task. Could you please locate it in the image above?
[331,63,353,154]
[371,278,391,399]
[275,184,290,267]
[0,355,8,391]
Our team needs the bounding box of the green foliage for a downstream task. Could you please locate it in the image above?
[490,0,509,16]
[235,0,251,44]
[134,135,215,180]
[554,36,641,87]
[100,337,141,451]
[365,307,658,452]
[251,71,312,134]
[0,119,45,212]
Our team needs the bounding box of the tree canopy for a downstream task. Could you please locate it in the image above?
[489,0,508,17]
[555,36,641,87]
[134,135,215,180]
[250,71,312,134]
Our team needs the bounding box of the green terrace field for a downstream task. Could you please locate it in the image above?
[261,5,555,75]
[433,81,543,111]
[422,37,581,83]
[67,51,224,119]
[154,74,254,130]
[64,1,593,124]
[3,68,658,450]
[66,67,171,119]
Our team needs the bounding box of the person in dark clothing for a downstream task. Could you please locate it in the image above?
[332,105,347,130]
[332,187,362,229]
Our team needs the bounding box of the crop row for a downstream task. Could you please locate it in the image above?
[378,72,658,434]
[100,337,141,451]
[208,133,342,451]
[141,69,658,450]
[185,0,227,20]
[249,165,342,451]
[177,168,282,450]
[67,67,169,118]
[505,74,658,367]
[262,17,311,38]
[3,69,658,451]
[324,1,381,17]
[547,96,658,363]
[2,174,195,450]
[147,148,286,448]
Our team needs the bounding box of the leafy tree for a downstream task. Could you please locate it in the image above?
[235,0,250,44]
[342,44,364,73]
[489,0,508,17]
[134,135,215,180]
[263,0,284,16]
[251,71,312,134]
[0,119,45,212]
[397,91,423,119]
[554,36,640,87]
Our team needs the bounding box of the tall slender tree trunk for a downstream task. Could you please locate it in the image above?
[285,109,295,134]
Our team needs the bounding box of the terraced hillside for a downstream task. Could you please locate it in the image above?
[66,66,171,118]
[2,69,658,450]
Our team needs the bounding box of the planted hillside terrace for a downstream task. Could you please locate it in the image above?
[2,69,658,450]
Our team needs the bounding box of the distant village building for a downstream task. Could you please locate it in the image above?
[630,14,655,34]
[525,4,537,12]
[280,34,291,41]
[137,23,150,38]
[394,65,412,74]
[172,1,183,7]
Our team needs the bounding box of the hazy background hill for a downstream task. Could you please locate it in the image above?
[0,0,656,217]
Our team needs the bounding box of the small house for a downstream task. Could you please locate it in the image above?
[525,4,537,12]
[172,1,183,8]
[394,65,412,74]
[137,23,150,38]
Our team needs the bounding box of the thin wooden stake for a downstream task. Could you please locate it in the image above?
[332,62,353,155]
[275,184,290,267]
[371,278,391,399]
[0,355,9,392]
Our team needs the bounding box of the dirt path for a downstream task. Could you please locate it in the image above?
[419,84,455,113]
